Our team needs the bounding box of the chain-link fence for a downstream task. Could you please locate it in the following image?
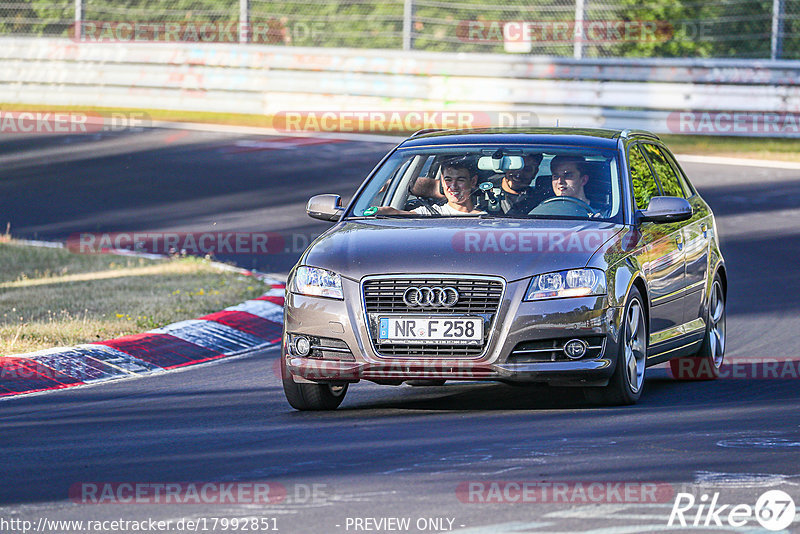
[0,0,798,59]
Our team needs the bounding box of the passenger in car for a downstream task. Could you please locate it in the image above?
[549,155,591,204]
[379,158,485,215]
[501,154,548,215]
[411,154,546,216]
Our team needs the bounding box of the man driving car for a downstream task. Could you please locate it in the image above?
[549,155,591,204]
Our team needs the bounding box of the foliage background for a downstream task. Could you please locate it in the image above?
[1,0,797,59]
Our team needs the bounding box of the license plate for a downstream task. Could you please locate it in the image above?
[377,316,482,345]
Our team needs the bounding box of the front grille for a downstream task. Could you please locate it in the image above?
[363,276,504,358]
[364,277,503,315]
[507,336,606,363]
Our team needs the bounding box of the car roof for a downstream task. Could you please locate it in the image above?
[398,127,659,150]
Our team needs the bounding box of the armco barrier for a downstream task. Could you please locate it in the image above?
[2,37,800,136]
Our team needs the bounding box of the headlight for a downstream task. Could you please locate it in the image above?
[525,268,606,301]
[290,266,343,300]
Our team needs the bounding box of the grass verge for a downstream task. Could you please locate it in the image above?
[4,103,800,161]
[0,239,268,356]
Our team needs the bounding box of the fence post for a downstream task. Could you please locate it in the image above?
[239,0,249,43]
[403,0,413,50]
[74,0,82,39]
[771,0,784,60]
[574,0,584,59]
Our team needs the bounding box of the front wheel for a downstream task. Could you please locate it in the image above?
[585,287,647,406]
[669,274,726,380]
[281,357,348,410]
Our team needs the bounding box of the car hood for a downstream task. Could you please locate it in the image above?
[302,218,625,282]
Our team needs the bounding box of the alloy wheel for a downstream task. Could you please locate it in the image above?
[625,299,647,393]
[707,280,726,368]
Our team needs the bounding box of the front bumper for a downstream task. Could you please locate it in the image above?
[282,276,624,387]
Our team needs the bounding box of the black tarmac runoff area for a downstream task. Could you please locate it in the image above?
[1,127,800,533]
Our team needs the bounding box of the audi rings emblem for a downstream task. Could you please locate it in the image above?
[402,286,459,308]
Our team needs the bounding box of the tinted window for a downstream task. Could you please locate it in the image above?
[642,143,685,198]
[628,144,659,210]
[659,146,695,196]
[347,145,624,222]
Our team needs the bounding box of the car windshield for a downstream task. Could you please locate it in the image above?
[347,145,624,222]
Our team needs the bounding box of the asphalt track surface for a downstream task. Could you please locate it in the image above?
[1,128,800,533]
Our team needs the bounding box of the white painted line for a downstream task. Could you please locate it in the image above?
[7,345,79,358]
[449,522,552,533]
[149,120,404,145]
[694,470,800,488]
[8,239,64,249]
[675,153,800,169]
[152,119,800,170]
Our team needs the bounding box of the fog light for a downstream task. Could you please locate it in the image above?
[564,339,587,359]
[294,336,311,356]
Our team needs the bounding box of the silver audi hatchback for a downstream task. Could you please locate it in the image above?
[280,128,727,410]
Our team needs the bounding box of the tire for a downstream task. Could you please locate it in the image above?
[669,274,726,381]
[585,286,647,406]
[281,356,348,411]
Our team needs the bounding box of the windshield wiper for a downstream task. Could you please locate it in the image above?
[478,213,522,219]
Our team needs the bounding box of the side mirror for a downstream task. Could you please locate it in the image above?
[306,194,343,222]
[637,196,692,224]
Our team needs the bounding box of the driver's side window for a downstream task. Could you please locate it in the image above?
[405,156,444,209]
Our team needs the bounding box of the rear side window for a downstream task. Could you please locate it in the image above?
[628,144,660,210]
[642,143,686,198]
[659,146,695,196]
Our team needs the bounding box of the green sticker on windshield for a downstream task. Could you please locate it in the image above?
[363,206,379,216]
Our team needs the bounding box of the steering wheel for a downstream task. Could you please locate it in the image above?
[533,196,597,216]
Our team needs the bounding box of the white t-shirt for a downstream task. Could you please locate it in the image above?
[412,203,486,216]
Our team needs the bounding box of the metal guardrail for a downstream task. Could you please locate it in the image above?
[4,38,800,83]
[1,38,799,136]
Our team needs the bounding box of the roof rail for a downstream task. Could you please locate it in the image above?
[619,129,661,140]
[410,128,445,138]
